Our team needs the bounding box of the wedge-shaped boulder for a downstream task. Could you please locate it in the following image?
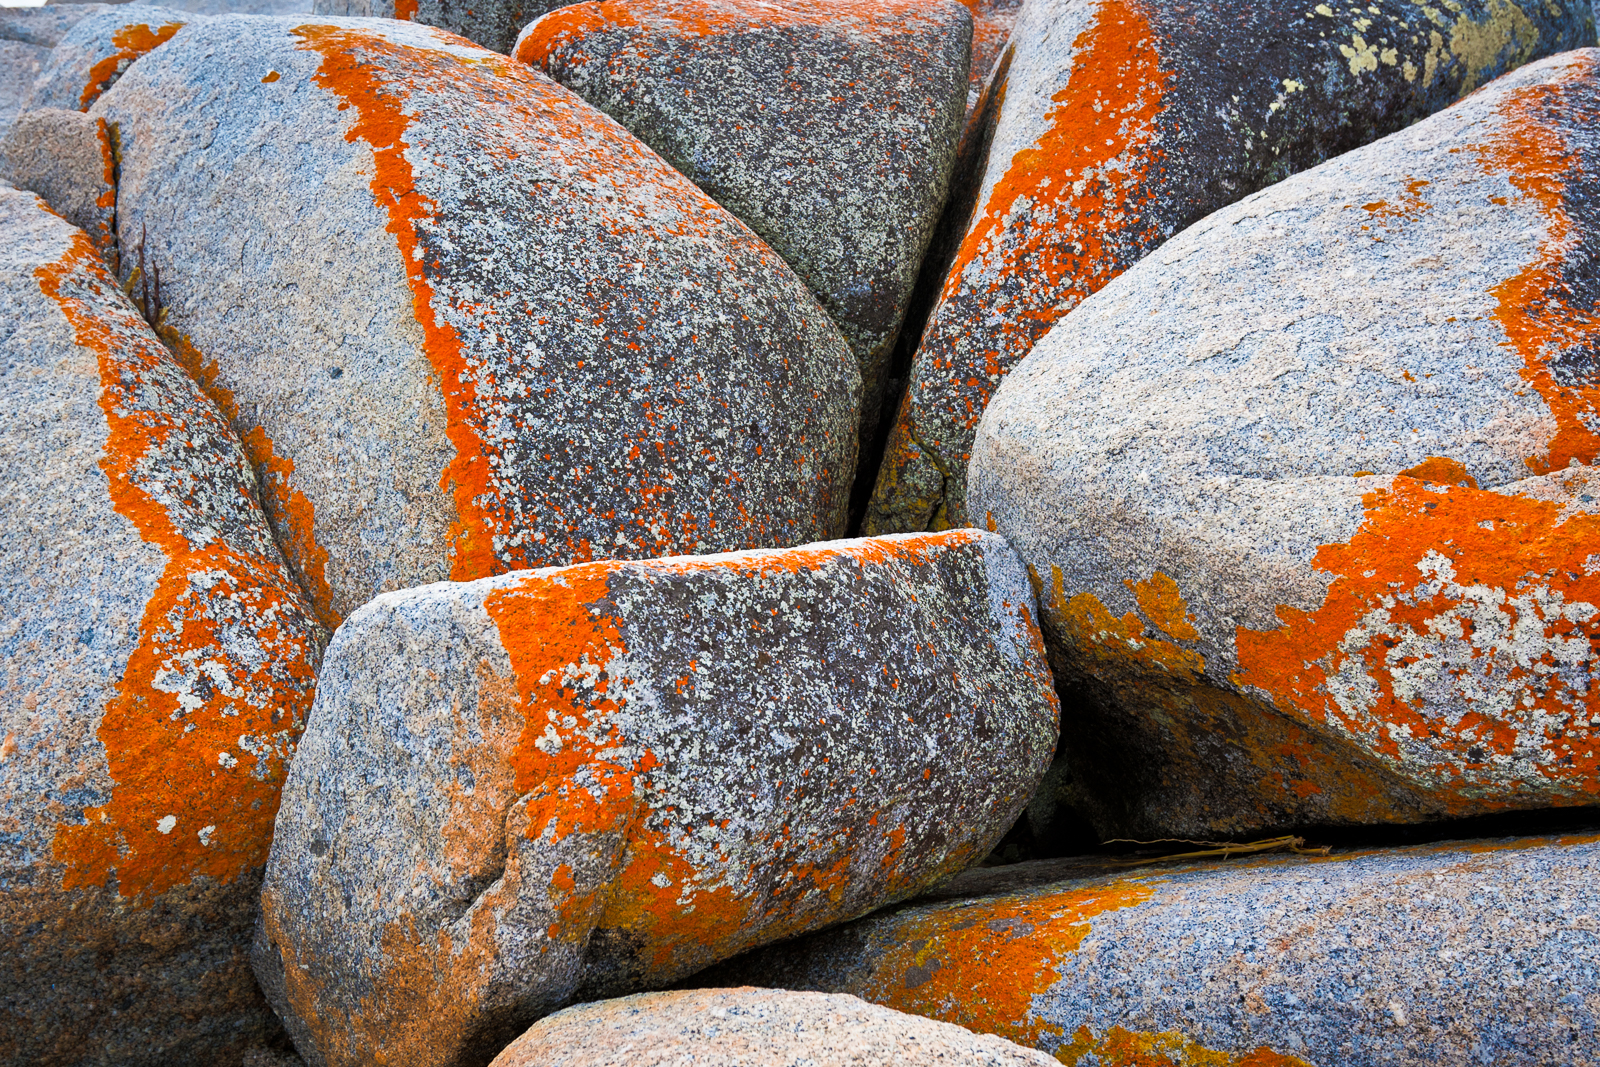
[93,16,859,629]
[713,834,1600,1066]
[22,5,191,111]
[491,987,1058,1066]
[970,49,1600,842]
[0,108,116,252]
[254,529,1058,1067]
[0,185,323,1063]
[869,0,1597,534]
[517,0,971,441]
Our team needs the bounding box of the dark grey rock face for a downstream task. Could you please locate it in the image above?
[254,529,1058,1067]
[93,16,859,628]
[0,183,322,1065]
[516,0,972,446]
[869,0,1597,535]
[710,833,1600,1066]
[970,50,1600,842]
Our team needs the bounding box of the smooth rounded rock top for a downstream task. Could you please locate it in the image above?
[490,987,1059,1067]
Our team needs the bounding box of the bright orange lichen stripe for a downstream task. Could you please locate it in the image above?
[164,330,339,629]
[1476,54,1600,475]
[516,0,932,66]
[1235,471,1600,803]
[295,25,502,583]
[935,0,1171,404]
[1056,1026,1311,1067]
[851,881,1154,1048]
[80,22,184,109]
[39,232,319,903]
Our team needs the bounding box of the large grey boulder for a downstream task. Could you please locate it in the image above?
[711,833,1600,1066]
[516,0,972,446]
[970,49,1600,842]
[0,6,116,139]
[868,0,1597,534]
[92,16,859,629]
[490,988,1058,1067]
[254,529,1059,1067]
[0,184,323,1063]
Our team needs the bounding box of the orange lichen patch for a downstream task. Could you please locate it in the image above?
[164,329,339,629]
[1235,474,1600,804]
[1038,564,1421,825]
[1355,177,1432,237]
[852,881,1155,1048]
[1475,55,1600,475]
[296,25,503,584]
[39,233,319,904]
[931,0,1172,422]
[90,116,116,256]
[1397,455,1478,487]
[1055,1026,1311,1067]
[80,22,184,109]
[1126,571,1200,642]
[516,0,935,67]
[393,0,418,20]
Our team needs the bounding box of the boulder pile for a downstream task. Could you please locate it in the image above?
[2,2,1599,1066]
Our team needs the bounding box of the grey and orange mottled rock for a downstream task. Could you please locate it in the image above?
[969,49,1600,842]
[0,107,115,252]
[516,0,970,445]
[22,5,190,112]
[93,16,859,629]
[957,0,1019,110]
[713,833,1600,1066]
[868,0,1597,534]
[0,185,323,1062]
[313,0,558,54]
[490,988,1058,1067]
[254,529,1058,1067]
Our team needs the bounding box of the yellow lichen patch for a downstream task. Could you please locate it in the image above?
[1055,1025,1311,1066]
[851,881,1156,1048]
[1053,566,1204,678]
[40,232,319,904]
[1447,0,1540,92]
[1126,571,1200,642]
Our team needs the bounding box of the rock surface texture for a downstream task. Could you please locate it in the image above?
[0,185,323,1063]
[22,6,191,112]
[313,0,559,54]
[713,834,1600,1066]
[869,0,1598,533]
[93,16,859,629]
[0,107,116,252]
[958,0,1020,109]
[970,49,1600,841]
[516,0,972,441]
[255,529,1058,1067]
[490,987,1059,1067]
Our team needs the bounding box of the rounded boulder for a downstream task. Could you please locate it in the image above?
[971,49,1600,840]
[92,16,860,628]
